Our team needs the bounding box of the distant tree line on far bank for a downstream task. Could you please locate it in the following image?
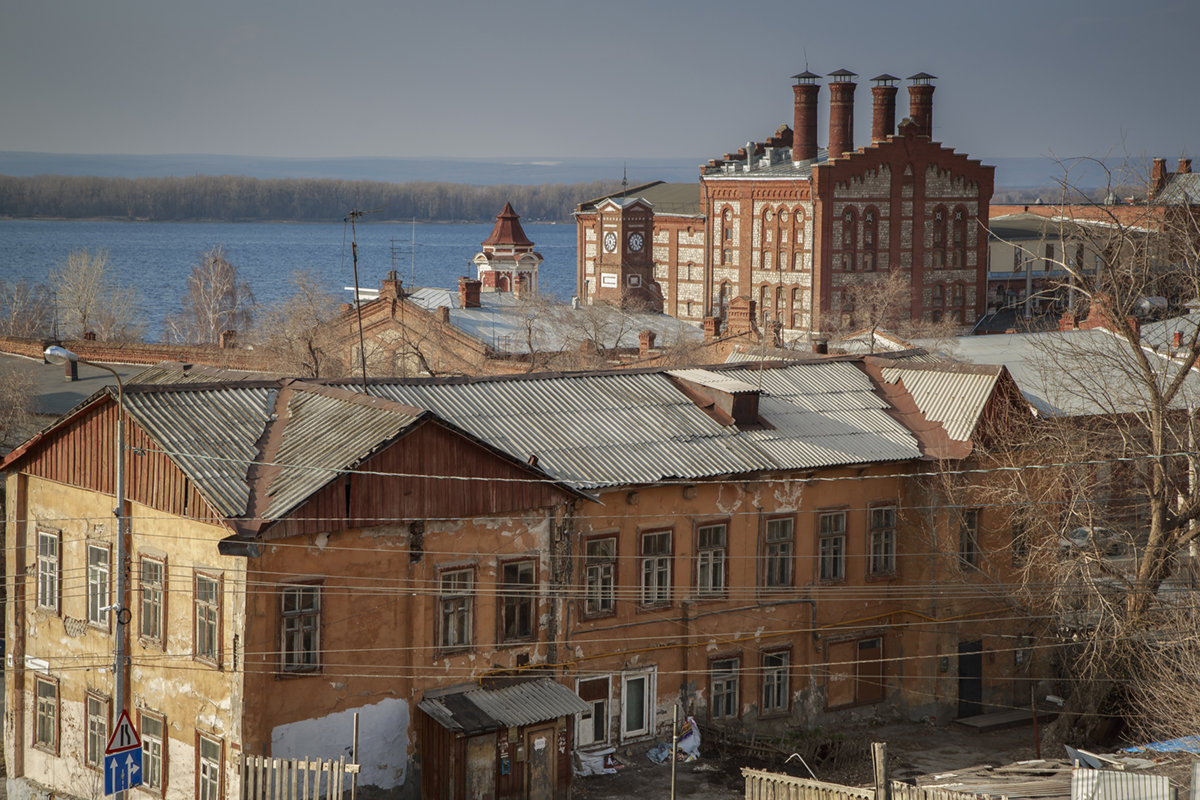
[0,174,624,223]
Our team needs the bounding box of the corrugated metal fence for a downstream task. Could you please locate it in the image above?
[1071,768,1176,800]
[741,769,983,800]
[240,754,361,800]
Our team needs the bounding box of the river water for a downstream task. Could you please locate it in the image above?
[0,219,578,340]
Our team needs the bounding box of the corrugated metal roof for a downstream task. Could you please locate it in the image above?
[880,366,999,441]
[1156,173,1200,205]
[668,368,760,393]
[263,389,423,519]
[419,678,588,734]
[363,363,922,488]
[123,387,275,517]
[465,679,589,727]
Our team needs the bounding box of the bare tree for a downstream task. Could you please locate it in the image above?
[0,278,54,338]
[0,361,37,453]
[943,159,1200,745]
[50,249,145,341]
[165,246,254,345]
[831,270,961,352]
[254,270,346,378]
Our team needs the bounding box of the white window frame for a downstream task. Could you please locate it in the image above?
[34,676,58,753]
[194,572,221,665]
[197,734,222,800]
[620,669,656,742]
[140,556,166,645]
[87,543,111,628]
[575,675,611,748]
[696,523,727,597]
[640,531,672,607]
[761,651,790,714]
[36,529,60,613]
[141,711,165,794]
[818,511,846,582]
[85,692,109,769]
[584,537,616,616]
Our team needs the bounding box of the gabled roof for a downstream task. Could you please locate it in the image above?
[575,181,703,216]
[878,362,1003,442]
[1155,173,1200,205]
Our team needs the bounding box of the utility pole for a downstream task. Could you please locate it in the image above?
[345,208,382,389]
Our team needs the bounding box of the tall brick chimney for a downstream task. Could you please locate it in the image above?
[827,69,857,160]
[791,70,821,164]
[870,74,899,143]
[907,73,936,139]
[1151,158,1168,199]
[458,276,482,308]
[1179,158,1193,175]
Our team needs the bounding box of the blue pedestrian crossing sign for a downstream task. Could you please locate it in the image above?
[104,710,143,795]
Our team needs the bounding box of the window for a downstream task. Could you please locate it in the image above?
[640,530,672,606]
[952,207,968,267]
[576,677,610,747]
[88,543,111,627]
[763,517,794,588]
[710,658,740,720]
[960,509,980,567]
[761,651,790,714]
[1012,519,1030,566]
[281,584,321,671]
[439,569,473,650]
[194,573,220,664]
[863,206,879,271]
[36,530,60,612]
[85,693,109,769]
[34,676,58,753]
[140,557,165,645]
[819,512,847,581]
[931,205,948,268]
[869,507,897,576]
[841,207,858,271]
[696,523,727,597]
[197,734,222,800]
[501,560,535,641]
[620,671,654,740]
[141,712,166,793]
[584,538,616,616]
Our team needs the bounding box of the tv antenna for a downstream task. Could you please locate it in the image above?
[345,207,382,388]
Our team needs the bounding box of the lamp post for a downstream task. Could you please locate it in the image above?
[44,346,128,777]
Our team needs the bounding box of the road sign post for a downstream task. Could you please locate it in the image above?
[104,710,143,796]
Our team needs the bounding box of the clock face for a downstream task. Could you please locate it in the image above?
[603,232,617,253]
[628,232,644,252]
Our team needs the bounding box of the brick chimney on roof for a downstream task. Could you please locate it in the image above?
[871,74,899,143]
[1179,158,1193,174]
[458,276,482,309]
[1151,158,1168,198]
[907,73,936,139]
[791,71,821,163]
[827,69,857,159]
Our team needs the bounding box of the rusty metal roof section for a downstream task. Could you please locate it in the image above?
[880,363,1001,442]
[363,362,924,488]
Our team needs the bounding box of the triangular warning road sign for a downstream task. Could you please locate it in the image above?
[105,709,142,754]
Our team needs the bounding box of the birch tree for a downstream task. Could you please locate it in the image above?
[165,246,255,345]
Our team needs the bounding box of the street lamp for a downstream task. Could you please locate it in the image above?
[44,346,129,769]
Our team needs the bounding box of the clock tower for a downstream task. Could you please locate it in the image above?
[592,197,662,310]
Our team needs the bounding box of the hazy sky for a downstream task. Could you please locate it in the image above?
[2,0,1197,163]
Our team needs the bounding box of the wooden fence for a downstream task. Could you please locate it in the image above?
[241,754,361,800]
[742,769,983,800]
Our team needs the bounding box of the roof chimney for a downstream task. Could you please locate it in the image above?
[907,72,936,139]
[1179,158,1193,175]
[827,69,857,159]
[638,329,657,356]
[1151,158,1168,198]
[458,276,482,309]
[791,71,821,163]
[870,74,899,143]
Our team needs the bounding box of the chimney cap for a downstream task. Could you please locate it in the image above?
[871,73,900,85]
[828,68,857,82]
[792,70,822,84]
[908,72,937,84]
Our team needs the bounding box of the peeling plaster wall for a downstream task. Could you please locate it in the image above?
[271,699,410,789]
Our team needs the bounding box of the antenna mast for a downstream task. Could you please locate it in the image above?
[345,207,382,389]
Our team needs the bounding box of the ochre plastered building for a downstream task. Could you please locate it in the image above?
[5,356,1033,800]
[576,71,995,338]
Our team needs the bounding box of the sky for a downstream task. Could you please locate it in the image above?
[2,0,1198,166]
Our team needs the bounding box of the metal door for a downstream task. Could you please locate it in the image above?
[958,640,983,718]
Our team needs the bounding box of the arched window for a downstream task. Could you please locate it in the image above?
[758,285,770,324]
[841,207,858,271]
[718,282,732,313]
[862,206,879,272]
[930,205,948,268]
[790,287,802,328]
[951,206,968,268]
[950,282,965,322]
[930,283,945,322]
[792,207,805,269]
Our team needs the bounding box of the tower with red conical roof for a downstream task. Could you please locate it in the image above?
[473,202,543,296]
